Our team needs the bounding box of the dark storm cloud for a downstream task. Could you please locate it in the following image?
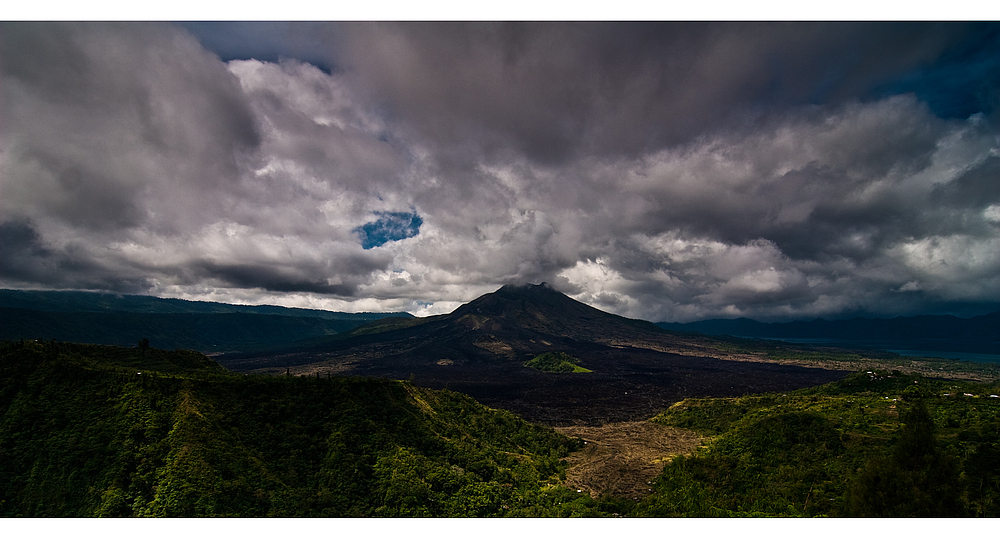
[334,22,978,165]
[1,22,261,234]
[0,220,54,283]
[322,23,1000,320]
[0,22,402,302]
[189,261,359,296]
[933,156,1000,210]
[3,22,998,320]
[522,89,1000,321]
[0,219,153,293]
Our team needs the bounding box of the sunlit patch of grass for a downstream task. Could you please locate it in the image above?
[524,352,592,373]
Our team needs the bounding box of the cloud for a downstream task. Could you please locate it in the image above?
[1,23,402,299]
[530,96,1000,321]
[2,22,999,322]
[0,219,54,284]
[2,23,261,234]
[332,23,976,165]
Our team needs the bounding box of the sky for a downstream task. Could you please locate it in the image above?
[2,20,1000,322]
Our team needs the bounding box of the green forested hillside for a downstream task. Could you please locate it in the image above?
[0,340,599,517]
[635,371,1000,517]
[5,339,999,518]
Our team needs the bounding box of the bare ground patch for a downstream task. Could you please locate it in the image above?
[555,421,703,500]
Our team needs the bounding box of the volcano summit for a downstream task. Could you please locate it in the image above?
[219,284,848,425]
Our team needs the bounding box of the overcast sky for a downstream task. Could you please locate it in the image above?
[2,21,999,322]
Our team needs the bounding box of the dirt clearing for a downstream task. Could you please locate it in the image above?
[555,421,703,500]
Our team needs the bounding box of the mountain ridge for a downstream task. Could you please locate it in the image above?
[0,288,410,319]
[0,289,412,352]
[656,311,1000,354]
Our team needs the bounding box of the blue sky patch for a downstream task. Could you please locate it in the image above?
[354,212,423,249]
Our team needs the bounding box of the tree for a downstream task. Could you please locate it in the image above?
[847,399,966,516]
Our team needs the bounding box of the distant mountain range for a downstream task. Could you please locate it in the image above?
[5,287,996,358]
[0,288,407,319]
[0,289,410,352]
[656,313,1000,354]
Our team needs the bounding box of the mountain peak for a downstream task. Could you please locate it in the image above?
[496,282,555,294]
[457,283,583,315]
[448,283,661,340]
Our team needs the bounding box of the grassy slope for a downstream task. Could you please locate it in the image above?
[524,352,592,374]
[637,370,1000,517]
[0,340,605,517]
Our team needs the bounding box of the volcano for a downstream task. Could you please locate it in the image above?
[219,283,848,425]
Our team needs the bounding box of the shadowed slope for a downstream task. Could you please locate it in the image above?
[0,340,585,517]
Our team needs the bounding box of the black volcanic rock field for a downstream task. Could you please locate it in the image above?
[403,347,848,426]
[219,284,849,425]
